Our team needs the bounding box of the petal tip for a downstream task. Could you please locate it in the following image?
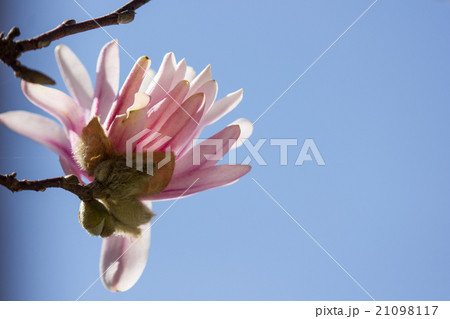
[165,52,176,63]
[240,165,252,177]
[108,39,119,46]
[54,44,66,53]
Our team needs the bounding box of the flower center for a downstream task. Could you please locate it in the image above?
[75,117,175,237]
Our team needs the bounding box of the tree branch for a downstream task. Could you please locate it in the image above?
[0,0,151,85]
[0,172,94,201]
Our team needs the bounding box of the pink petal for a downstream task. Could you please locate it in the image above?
[144,93,205,152]
[91,40,120,123]
[189,65,211,95]
[59,155,86,180]
[105,56,151,130]
[100,216,152,292]
[146,80,190,131]
[21,81,84,134]
[0,111,72,161]
[107,93,151,153]
[55,45,93,113]
[171,80,218,153]
[149,165,251,201]
[173,125,241,176]
[120,81,190,154]
[202,88,243,125]
[193,80,218,114]
[145,52,177,103]
[169,58,187,90]
[177,114,251,159]
[167,103,205,155]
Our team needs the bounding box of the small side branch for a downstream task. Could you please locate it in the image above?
[0,0,151,84]
[0,173,94,201]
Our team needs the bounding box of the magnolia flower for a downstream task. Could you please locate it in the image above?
[0,40,252,292]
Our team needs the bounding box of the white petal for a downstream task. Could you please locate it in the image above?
[0,110,71,158]
[145,52,177,103]
[149,165,251,201]
[170,58,187,90]
[100,202,152,292]
[55,45,94,111]
[185,66,196,82]
[21,81,84,134]
[229,118,253,148]
[189,65,211,95]
[193,80,218,114]
[92,40,120,123]
[202,89,243,125]
[139,69,156,93]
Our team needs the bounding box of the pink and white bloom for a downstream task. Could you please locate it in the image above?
[0,40,252,292]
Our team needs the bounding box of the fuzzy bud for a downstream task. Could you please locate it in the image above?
[79,199,115,237]
[75,117,115,176]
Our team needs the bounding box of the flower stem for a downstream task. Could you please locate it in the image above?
[0,172,94,201]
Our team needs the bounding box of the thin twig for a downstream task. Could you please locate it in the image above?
[0,0,151,84]
[0,173,94,201]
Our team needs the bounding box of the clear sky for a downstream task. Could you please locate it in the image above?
[1,0,449,301]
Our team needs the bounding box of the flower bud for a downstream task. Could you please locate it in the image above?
[107,198,154,228]
[75,117,115,176]
[93,157,151,200]
[79,199,115,237]
[117,10,135,24]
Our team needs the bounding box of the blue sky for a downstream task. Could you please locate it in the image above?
[1,0,449,300]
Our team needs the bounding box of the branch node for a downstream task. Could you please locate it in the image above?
[6,27,20,40]
[117,10,136,24]
[37,40,51,49]
[62,19,77,26]
[65,174,80,185]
